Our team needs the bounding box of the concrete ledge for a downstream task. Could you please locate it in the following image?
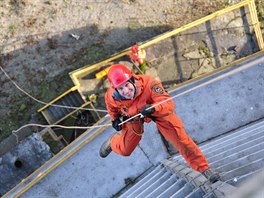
[168,52,264,146]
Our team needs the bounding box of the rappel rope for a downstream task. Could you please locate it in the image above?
[9,65,224,137]
[0,65,108,113]
[0,64,106,144]
[119,59,254,126]
[118,96,173,126]
[3,59,251,142]
[11,123,112,144]
[12,123,112,134]
[118,86,199,126]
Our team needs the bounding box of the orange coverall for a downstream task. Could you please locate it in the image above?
[105,74,209,172]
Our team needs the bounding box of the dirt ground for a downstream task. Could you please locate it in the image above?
[0,0,263,145]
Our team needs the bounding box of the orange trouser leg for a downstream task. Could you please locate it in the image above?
[110,119,143,156]
[156,114,209,172]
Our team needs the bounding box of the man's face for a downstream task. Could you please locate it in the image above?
[116,81,135,99]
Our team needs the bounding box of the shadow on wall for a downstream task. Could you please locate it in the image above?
[148,6,259,88]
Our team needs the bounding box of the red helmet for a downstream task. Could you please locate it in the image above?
[131,45,140,53]
[107,64,133,88]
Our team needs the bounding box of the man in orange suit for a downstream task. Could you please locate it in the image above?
[99,64,220,183]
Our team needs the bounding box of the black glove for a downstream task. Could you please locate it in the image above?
[112,118,122,131]
[141,104,155,117]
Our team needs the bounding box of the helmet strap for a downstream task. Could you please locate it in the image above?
[127,78,137,98]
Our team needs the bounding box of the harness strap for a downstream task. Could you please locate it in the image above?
[129,117,144,136]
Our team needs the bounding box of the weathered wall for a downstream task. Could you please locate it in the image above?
[0,133,53,196]
[172,52,264,143]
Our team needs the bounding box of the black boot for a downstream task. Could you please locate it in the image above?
[202,169,221,183]
[99,134,114,158]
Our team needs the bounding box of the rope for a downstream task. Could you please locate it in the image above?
[0,65,109,143]
[12,131,19,144]
[10,122,112,144]
[12,123,112,135]
[119,58,256,126]
[118,96,174,125]
[0,65,108,113]
[14,123,112,133]
[4,55,255,143]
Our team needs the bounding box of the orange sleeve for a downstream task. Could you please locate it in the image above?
[104,89,120,120]
[149,80,175,117]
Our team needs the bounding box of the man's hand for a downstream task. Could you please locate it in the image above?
[141,104,155,117]
[112,118,122,131]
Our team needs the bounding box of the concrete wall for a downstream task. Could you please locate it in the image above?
[170,52,264,144]
[0,133,53,196]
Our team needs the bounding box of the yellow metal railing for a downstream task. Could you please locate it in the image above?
[37,85,101,128]
[37,86,78,112]
[248,0,264,49]
[39,0,264,126]
[69,0,264,88]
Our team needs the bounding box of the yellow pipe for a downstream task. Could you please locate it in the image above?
[95,66,111,79]
[69,50,131,86]
[37,86,78,112]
